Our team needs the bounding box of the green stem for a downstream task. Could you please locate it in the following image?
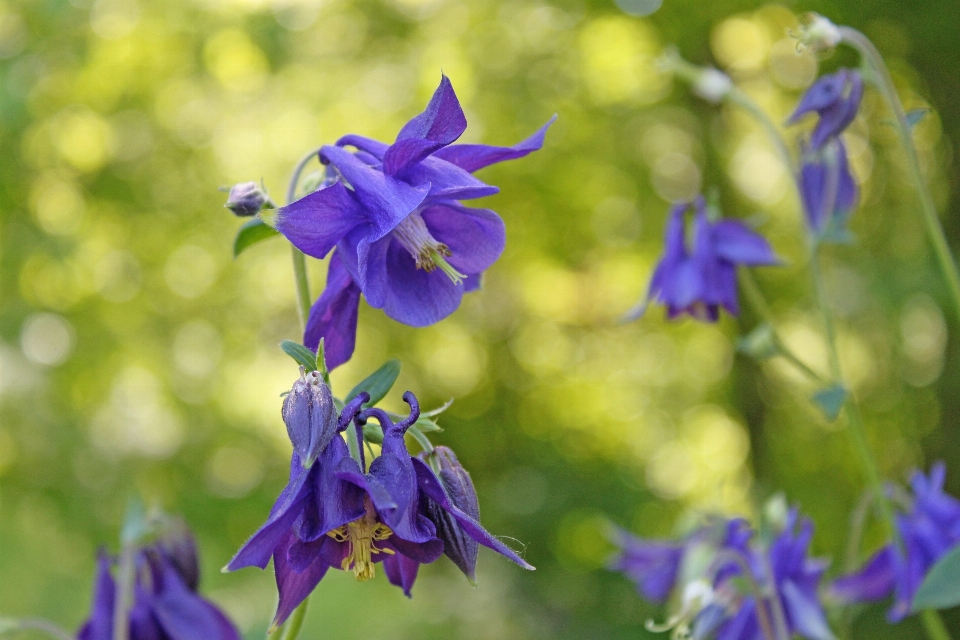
[280,597,310,640]
[838,26,960,324]
[112,543,136,640]
[0,618,74,640]
[407,424,434,454]
[727,87,798,177]
[921,609,953,640]
[285,148,324,331]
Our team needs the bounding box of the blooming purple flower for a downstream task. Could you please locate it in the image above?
[799,139,859,238]
[228,381,532,625]
[832,462,960,622]
[612,513,834,640]
[627,197,779,322]
[276,75,555,369]
[78,531,239,640]
[788,69,864,150]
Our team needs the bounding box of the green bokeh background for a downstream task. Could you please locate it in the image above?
[2,0,959,637]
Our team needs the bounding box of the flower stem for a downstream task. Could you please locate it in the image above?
[280,597,310,640]
[0,617,74,640]
[921,609,953,640]
[112,543,136,640]
[838,26,960,325]
[286,148,324,331]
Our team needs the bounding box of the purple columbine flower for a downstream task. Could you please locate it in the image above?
[78,532,240,640]
[799,138,859,238]
[788,69,864,150]
[627,197,780,322]
[832,462,960,622]
[276,75,556,369]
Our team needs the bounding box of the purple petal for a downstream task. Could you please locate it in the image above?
[610,529,683,604]
[422,203,506,275]
[462,273,482,292]
[789,73,848,123]
[272,532,331,629]
[335,134,389,160]
[412,458,534,570]
[781,580,834,640]
[319,145,429,238]
[152,564,239,640]
[382,75,467,175]
[78,552,116,640]
[387,535,444,565]
[831,546,895,603]
[304,251,362,370]
[334,456,398,512]
[398,156,498,200]
[380,239,464,327]
[226,465,311,571]
[276,181,367,260]
[302,435,366,540]
[711,220,780,266]
[433,114,557,173]
[383,553,421,598]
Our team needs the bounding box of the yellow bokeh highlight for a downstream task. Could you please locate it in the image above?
[204,29,269,92]
[579,15,667,105]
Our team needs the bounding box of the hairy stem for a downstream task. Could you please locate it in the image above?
[838,26,960,325]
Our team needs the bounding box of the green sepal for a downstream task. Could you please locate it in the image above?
[346,359,401,407]
[912,545,960,612]
[280,340,318,371]
[233,217,279,258]
[812,384,847,422]
[906,108,930,130]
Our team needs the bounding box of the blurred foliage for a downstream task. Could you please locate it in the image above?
[1,0,960,637]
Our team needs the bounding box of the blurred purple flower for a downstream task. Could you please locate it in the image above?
[276,75,556,369]
[799,138,859,238]
[832,462,960,622]
[788,69,864,150]
[78,536,239,640]
[627,197,779,323]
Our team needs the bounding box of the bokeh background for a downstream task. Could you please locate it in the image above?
[2,0,960,637]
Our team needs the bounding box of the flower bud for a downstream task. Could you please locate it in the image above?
[155,515,200,591]
[692,68,732,104]
[282,369,339,467]
[425,446,480,582]
[225,181,271,217]
[798,13,842,51]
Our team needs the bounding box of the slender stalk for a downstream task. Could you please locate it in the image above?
[727,87,798,177]
[285,147,324,331]
[280,598,310,640]
[921,609,954,640]
[838,26,960,325]
[112,544,136,640]
[0,618,74,640]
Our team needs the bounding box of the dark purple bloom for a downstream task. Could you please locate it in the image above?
[832,463,960,622]
[224,181,272,217]
[799,138,859,238]
[282,369,339,467]
[610,530,684,603]
[627,197,779,323]
[788,69,864,150]
[276,75,556,369]
[78,538,239,640]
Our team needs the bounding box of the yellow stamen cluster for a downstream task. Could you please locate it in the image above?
[327,508,394,581]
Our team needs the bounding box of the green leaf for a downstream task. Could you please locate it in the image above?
[906,108,930,130]
[362,423,383,445]
[812,384,847,422]
[233,218,279,258]
[736,324,779,360]
[280,340,318,371]
[346,359,401,407]
[913,545,960,611]
[414,416,443,433]
[422,398,454,418]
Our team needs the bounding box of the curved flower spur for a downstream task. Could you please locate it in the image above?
[226,370,533,630]
[274,75,556,369]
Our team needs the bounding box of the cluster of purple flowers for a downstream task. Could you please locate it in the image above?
[275,76,554,369]
[78,520,240,640]
[226,372,532,628]
[612,512,834,640]
[833,463,960,622]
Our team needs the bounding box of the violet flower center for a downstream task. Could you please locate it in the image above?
[392,211,467,284]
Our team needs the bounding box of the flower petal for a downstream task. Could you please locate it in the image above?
[382,75,467,176]
[335,134,389,160]
[383,553,421,598]
[272,532,331,629]
[275,181,367,260]
[381,240,464,327]
[398,156,499,200]
[412,457,534,570]
[152,564,239,640]
[781,580,836,640]
[711,220,780,266]
[304,251,362,370]
[320,145,429,238]
[423,203,506,274]
[433,114,557,173]
[78,552,116,640]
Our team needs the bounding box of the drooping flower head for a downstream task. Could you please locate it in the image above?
[78,522,240,640]
[276,75,556,369]
[832,462,960,622]
[788,69,864,150]
[799,138,859,239]
[627,196,780,323]
[612,512,834,640]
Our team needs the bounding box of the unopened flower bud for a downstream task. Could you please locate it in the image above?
[424,446,481,582]
[225,181,271,217]
[797,13,842,51]
[282,368,338,467]
[156,515,200,591]
[692,68,732,104]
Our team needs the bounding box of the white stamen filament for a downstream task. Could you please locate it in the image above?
[392,212,467,284]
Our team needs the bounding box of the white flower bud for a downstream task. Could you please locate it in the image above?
[693,68,732,104]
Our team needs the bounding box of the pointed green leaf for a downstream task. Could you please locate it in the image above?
[233,218,280,258]
[422,398,454,418]
[737,324,779,360]
[912,545,960,611]
[906,108,930,130]
[280,340,318,371]
[414,416,443,433]
[812,384,847,421]
[346,359,401,407]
